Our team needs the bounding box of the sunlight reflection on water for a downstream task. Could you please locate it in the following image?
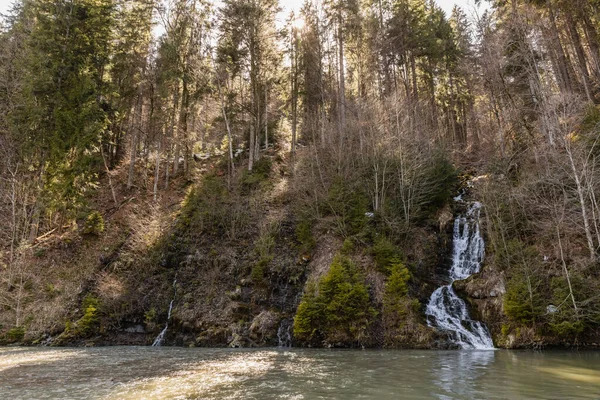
[0,347,598,399]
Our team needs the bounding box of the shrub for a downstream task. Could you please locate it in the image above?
[326,180,369,235]
[372,236,402,273]
[421,153,458,215]
[341,238,354,254]
[83,211,104,235]
[294,254,375,345]
[241,158,272,191]
[547,276,586,338]
[382,262,423,347]
[5,326,25,343]
[385,263,411,300]
[177,175,250,240]
[549,320,584,337]
[293,282,321,340]
[77,295,101,337]
[295,217,315,254]
[503,275,544,323]
[383,262,413,320]
[251,259,268,284]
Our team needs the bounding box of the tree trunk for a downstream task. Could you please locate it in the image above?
[566,12,594,103]
[127,92,143,190]
[154,137,161,202]
[337,9,346,133]
[566,142,597,260]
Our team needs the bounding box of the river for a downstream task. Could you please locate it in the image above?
[0,347,599,399]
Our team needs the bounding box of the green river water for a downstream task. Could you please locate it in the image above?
[0,347,599,399]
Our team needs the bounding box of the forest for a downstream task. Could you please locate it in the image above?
[0,0,599,349]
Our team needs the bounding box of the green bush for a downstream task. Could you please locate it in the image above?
[251,259,268,283]
[176,175,250,240]
[83,211,104,235]
[547,276,586,338]
[341,238,354,254]
[385,263,411,300]
[294,254,375,345]
[504,275,544,323]
[293,282,321,340]
[295,217,315,254]
[383,262,413,319]
[422,153,458,214]
[372,236,402,273]
[326,180,369,235]
[5,326,25,343]
[241,158,272,191]
[77,295,101,337]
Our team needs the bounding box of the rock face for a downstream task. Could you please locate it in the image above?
[453,268,506,340]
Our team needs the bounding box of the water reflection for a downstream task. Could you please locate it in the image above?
[431,350,495,400]
[0,347,598,399]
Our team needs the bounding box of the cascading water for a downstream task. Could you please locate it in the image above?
[277,319,292,348]
[152,277,177,347]
[426,202,495,350]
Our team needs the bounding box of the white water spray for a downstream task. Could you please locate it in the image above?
[152,278,177,347]
[426,202,494,350]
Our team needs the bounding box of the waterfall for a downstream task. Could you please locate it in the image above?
[426,202,494,350]
[152,277,177,347]
[277,319,292,348]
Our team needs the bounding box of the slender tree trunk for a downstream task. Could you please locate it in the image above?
[337,9,346,133]
[547,2,575,94]
[566,143,597,260]
[154,137,161,202]
[127,92,143,190]
[101,146,117,204]
[179,78,190,178]
[566,12,594,103]
[581,11,600,77]
[249,124,255,172]
[165,86,180,189]
[172,83,182,177]
[265,88,269,150]
[291,27,299,157]
[557,225,579,315]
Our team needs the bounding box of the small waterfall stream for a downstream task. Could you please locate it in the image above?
[277,319,292,348]
[152,277,177,347]
[426,202,494,350]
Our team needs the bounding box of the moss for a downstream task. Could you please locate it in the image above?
[294,254,375,346]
